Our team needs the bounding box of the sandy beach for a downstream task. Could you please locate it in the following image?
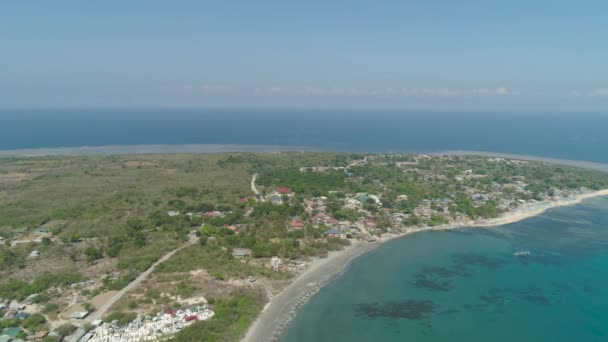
[242,188,608,342]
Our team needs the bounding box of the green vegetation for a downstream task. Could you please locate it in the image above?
[257,169,351,196]
[171,292,265,341]
[21,313,46,331]
[0,272,82,300]
[104,312,138,326]
[155,244,286,280]
[54,323,77,337]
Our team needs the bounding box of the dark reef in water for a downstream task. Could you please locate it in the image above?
[356,300,437,320]
[421,265,472,278]
[411,274,454,291]
[478,286,552,308]
[452,253,508,270]
[411,254,507,292]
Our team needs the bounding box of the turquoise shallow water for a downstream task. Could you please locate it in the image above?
[281,197,608,342]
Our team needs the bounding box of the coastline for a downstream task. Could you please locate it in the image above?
[242,188,608,342]
[0,144,318,157]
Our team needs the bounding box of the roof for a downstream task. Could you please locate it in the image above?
[232,248,252,257]
[289,219,304,228]
[325,228,341,235]
[277,187,292,194]
[14,312,29,319]
[69,311,89,319]
[34,331,48,338]
[1,327,21,337]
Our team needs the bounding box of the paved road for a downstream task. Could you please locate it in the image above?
[67,237,197,341]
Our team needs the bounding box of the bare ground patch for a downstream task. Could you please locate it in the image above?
[123,161,157,168]
[0,172,42,184]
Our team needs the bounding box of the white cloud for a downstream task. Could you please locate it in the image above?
[199,85,239,95]
[495,87,511,95]
[185,84,520,98]
[592,88,608,96]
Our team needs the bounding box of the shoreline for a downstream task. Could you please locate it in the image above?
[242,188,608,342]
[0,144,319,157]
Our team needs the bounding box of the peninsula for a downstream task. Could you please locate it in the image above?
[1,152,608,341]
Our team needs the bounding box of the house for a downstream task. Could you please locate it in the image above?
[69,311,89,319]
[364,219,377,230]
[34,331,48,340]
[396,195,409,201]
[277,187,292,194]
[232,248,252,258]
[14,312,29,320]
[356,193,370,203]
[28,250,40,258]
[203,211,223,218]
[270,195,283,205]
[167,211,180,217]
[24,294,39,304]
[312,212,330,224]
[9,301,25,311]
[288,218,304,229]
[1,327,21,340]
[225,225,239,233]
[325,228,341,238]
[34,227,50,234]
[270,257,283,271]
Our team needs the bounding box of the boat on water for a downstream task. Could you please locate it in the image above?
[514,250,531,256]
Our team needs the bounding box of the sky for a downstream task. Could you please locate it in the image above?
[1,1,608,110]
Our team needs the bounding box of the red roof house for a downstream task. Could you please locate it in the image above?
[289,219,304,229]
[364,219,377,229]
[277,187,293,194]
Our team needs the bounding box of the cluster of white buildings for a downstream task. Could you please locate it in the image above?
[82,306,214,342]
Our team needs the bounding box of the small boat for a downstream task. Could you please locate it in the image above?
[514,250,531,256]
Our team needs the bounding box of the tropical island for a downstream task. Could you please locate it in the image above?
[1,152,608,341]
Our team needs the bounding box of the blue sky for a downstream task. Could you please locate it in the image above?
[2,1,608,110]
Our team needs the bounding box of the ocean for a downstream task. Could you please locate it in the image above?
[2,109,608,163]
[281,196,608,342]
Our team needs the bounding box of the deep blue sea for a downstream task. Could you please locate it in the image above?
[281,197,608,342]
[2,109,608,163]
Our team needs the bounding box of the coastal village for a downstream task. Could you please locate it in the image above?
[1,153,608,341]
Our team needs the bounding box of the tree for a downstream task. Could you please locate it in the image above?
[22,313,46,331]
[55,323,76,337]
[41,237,52,246]
[84,247,102,262]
